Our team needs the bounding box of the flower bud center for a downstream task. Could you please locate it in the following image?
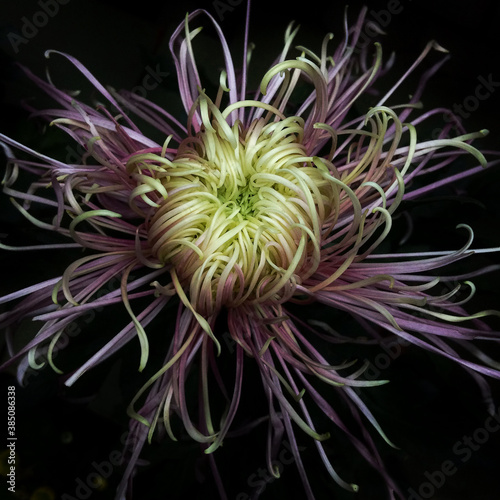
[134,115,338,315]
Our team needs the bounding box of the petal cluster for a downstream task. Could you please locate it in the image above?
[1,6,499,500]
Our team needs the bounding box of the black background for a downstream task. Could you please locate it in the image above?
[1,1,500,499]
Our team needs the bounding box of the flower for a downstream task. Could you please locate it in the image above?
[1,5,499,499]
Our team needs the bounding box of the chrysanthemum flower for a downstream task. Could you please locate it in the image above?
[1,5,500,499]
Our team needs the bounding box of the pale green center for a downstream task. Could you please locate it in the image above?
[129,114,339,315]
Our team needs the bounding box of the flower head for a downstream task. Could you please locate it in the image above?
[1,5,500,499]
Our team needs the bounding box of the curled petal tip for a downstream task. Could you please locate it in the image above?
[366,21,386,36]
[431,40,449,53]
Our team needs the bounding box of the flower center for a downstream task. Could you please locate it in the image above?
[129,110,339,316]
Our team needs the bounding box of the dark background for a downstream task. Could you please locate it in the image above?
[1,1,500,499]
